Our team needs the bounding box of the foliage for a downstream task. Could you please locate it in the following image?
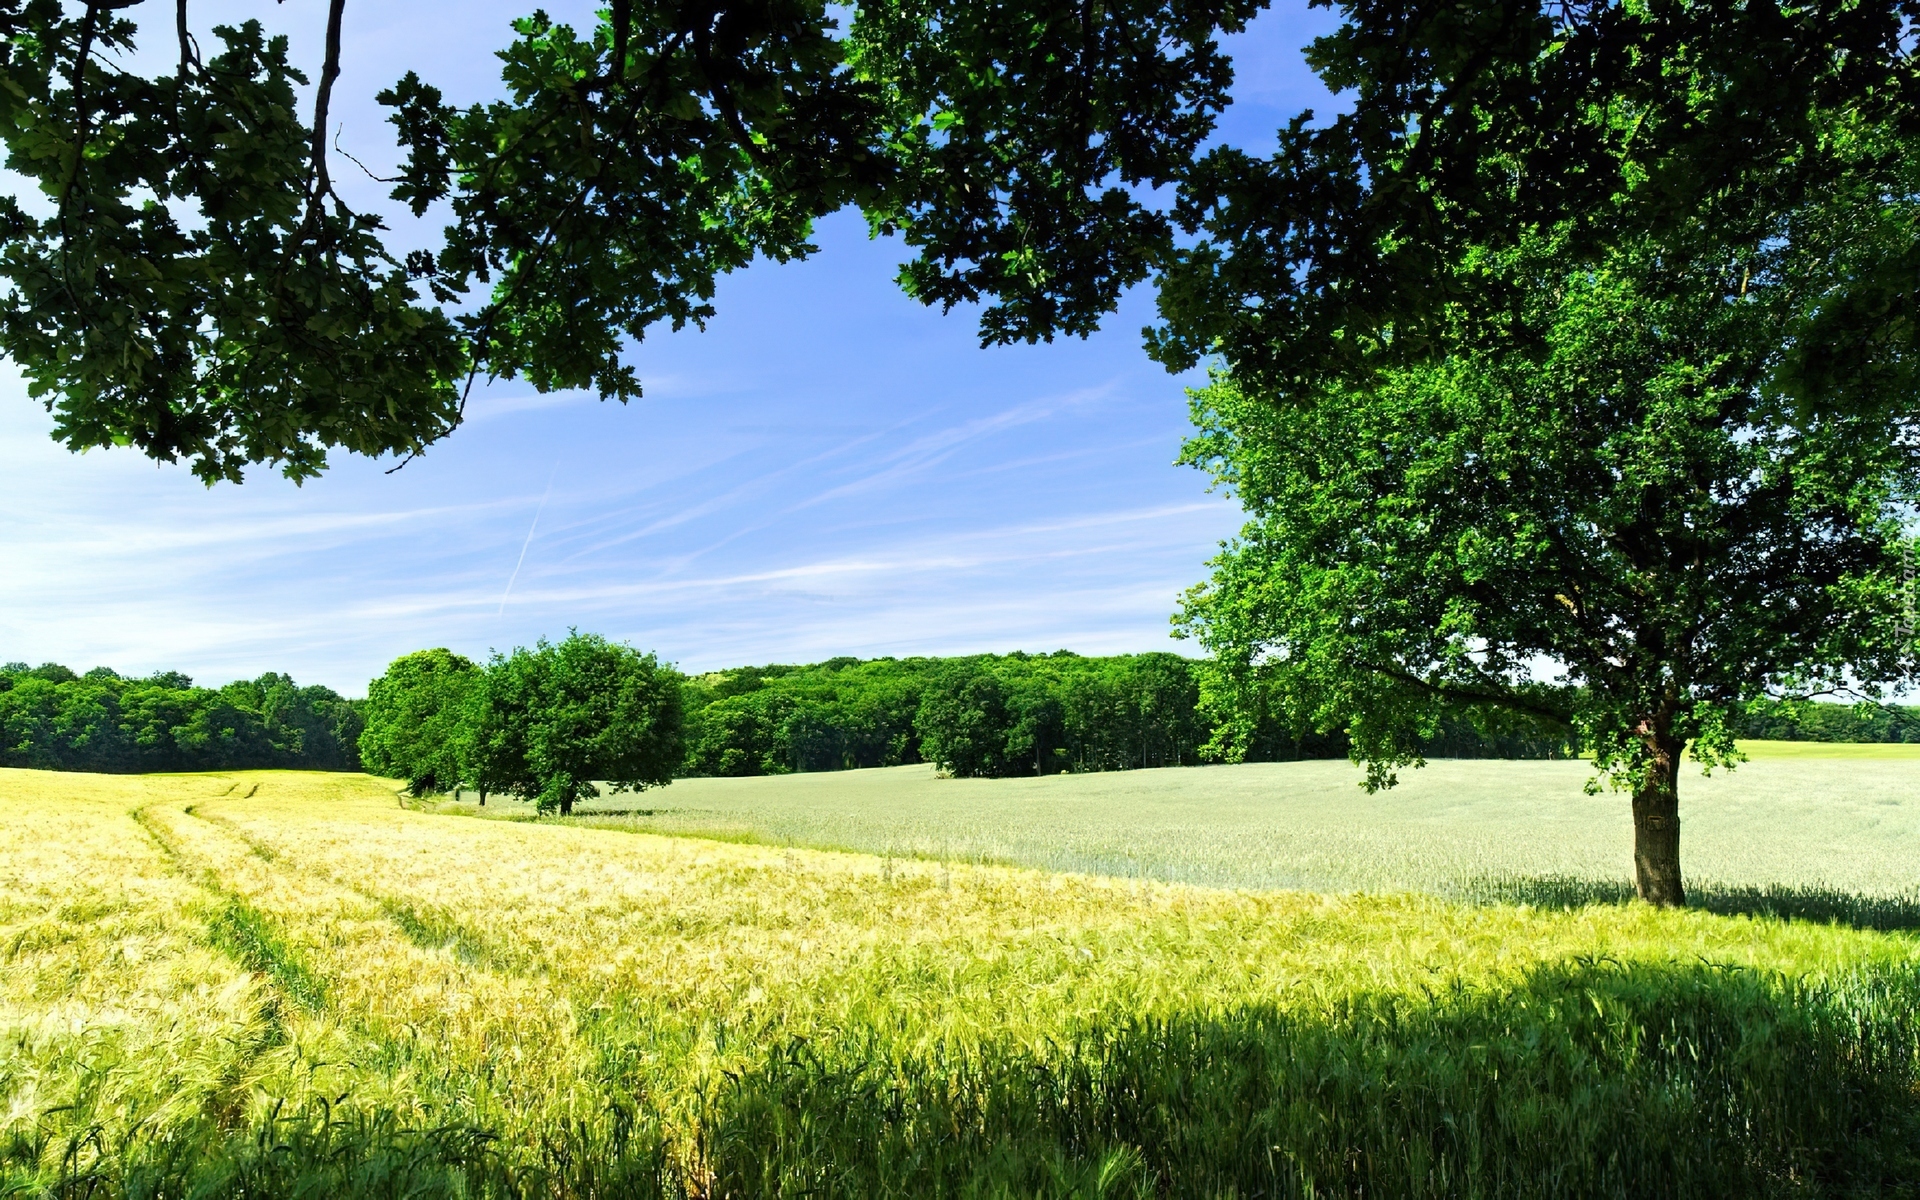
[2,769,1916,1194]
[357,648,479,797]
[1150,0,1920,404]
[0,662,361,772]
[0,0,1258,478]
[917,652,1209,777]
[1741,700,1920,744]
[680,657,931,776]
[1183,231,1917,779]
[0,3,466,483]
[680,652,1213,779]
[478,632,683,814]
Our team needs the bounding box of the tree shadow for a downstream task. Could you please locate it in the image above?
[696,957,1920,1198]
[1462,874,1920,932]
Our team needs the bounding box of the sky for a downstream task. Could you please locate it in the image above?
[0,0,1342,695]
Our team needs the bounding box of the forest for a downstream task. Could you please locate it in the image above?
[683,652,1211,777]
[0,662,363,772]
[5,650,1915,782]
[682,651,1590,777]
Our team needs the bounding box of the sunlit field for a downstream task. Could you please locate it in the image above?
[498,744,1920,922]
[4,763,1918,1196]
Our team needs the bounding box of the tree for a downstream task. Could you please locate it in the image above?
[483,633,682,815]
[359,648,478,795]
[1177,229,1918,905]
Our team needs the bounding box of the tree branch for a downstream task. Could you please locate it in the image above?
[308,0,347,214]
[611,0,630,88]
[59,2,105,224]
[335,128,401,184]
[175,0,199,77]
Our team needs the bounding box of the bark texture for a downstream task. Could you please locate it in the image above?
[1632,722,1685,906]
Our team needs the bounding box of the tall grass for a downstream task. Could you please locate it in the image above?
[2,767,1917,1197]
[708,960,1920,1198]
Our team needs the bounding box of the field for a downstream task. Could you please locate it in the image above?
[3,755,1919,1196]
[522,743,1920,919]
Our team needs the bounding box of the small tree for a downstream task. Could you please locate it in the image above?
[359,649,478,796]
[484,633,683,815]
[1179,232,1918,905]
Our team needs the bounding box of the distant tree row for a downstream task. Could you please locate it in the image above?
[682,652,1571,780]
[682,656,1920,777]
[0,663,363,773]
[358,634,682,814]
[682,652,1218,779]
[7,649,1905,786]
[1737,702,1920,745]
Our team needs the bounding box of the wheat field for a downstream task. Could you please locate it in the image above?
[501,746,1920,912]
[3,763,1918,1196]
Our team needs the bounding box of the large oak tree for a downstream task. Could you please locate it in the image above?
[1179,226,1918,904]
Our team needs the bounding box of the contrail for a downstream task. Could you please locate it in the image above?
[498,464,559,616]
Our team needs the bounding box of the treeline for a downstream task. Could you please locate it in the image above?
[1737,702,1920,743]
[0,662,363,772]
[9,648,1913,785]
[681,651,1578,779]
[680,657,1920,775]
[682,652,1209,778]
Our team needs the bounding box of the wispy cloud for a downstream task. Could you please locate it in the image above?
[786,384,1117,512]
[0,207,1238,692]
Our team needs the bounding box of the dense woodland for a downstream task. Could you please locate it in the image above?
[0,662,363,772]
[678,651,1562,774]
[683,653,1212,777]
[4,653,1915,780]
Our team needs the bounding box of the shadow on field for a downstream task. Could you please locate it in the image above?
[701,957,1920,1198]
[1465,875,1920,933]
[13,959,1918,1198]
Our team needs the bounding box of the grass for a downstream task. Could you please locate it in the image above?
[1731,739,1920,759]
[1,762,1917,1196]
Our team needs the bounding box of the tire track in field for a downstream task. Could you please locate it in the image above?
[176,797,652,1111]
[130,803,328,1017]
[178,797,759,1104]
[156,796,571,1038]
[187,804,518,974]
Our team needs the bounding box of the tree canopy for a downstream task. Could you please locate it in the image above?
[475,632,684,814]
[358,647,479,795]
[7,0,1910,480]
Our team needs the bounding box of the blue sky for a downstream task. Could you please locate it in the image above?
[0,0,1340,695]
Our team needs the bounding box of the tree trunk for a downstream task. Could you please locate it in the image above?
[1631,719,1685,907]
[560,797,573,817]
[478,788,486,807]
